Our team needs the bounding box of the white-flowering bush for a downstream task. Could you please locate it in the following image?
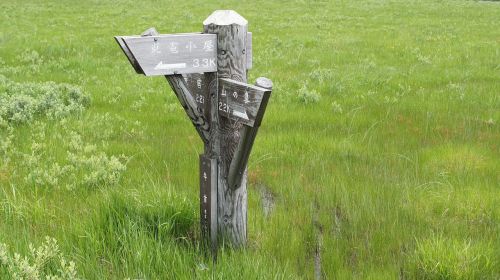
[0,75,90,125]
[0,237,80,280]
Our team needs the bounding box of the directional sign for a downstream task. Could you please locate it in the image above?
[183,73,213,120]
[218,78,271,127]
[117,34,217,76]
[115,12,271,250]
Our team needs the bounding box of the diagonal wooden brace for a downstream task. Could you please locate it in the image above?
[227,77,272,189]
[165,75,210,143]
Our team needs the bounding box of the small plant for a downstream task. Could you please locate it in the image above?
[17,49,44,72]
[0,127,14,169]
[0,236,80,279]
[165,102,179,113]
[68,151,128,188]
[65,131,128,188]
[484,118,494,126]
[298,83,321,104]
[17,50,43,66]
[309,69,333,84]
[331,101,343,114]
[131,94,146,111]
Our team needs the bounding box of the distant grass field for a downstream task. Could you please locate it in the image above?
[1,0,499,279]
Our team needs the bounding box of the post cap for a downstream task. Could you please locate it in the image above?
[203,10,248,26]
[255,77,273,89]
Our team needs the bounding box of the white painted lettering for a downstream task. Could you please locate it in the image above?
[196,94,204,104]
[202,58,209,67]
[186,41,197,52]
[169,42,178,53]
[218,102,230,113]
[209,58,216,67]
[203,40,214,52]
[193,59,200,68]
[152,40,161,54]
[244,90,249,104]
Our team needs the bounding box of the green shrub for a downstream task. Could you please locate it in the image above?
[0,75,90,125]
[21,130,128,189]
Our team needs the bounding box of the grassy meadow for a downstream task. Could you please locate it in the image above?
[1,0,499,279]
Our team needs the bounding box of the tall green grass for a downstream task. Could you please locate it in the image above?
[1,0,499,278]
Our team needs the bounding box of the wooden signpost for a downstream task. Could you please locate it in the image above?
[115,10,271,255]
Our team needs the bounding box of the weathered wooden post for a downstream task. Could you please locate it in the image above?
[203,10,248,246]
[114,10,271,253]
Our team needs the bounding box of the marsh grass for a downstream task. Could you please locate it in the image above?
[0,0,499,278]
[405,236,497,279]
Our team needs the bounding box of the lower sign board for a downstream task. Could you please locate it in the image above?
[200,155,217,246]
[117,34,217,76]
[183,73,214,121]
[218,78,272,127]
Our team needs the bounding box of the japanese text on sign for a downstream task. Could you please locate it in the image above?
[120,34,217,76]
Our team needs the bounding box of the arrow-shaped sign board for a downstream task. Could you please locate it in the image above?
[218,78,271,127]
[116,34,217,76]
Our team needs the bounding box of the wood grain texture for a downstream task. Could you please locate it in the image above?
[199,154,218,254]
[200,155,212,241]
[183,73,212,122]
[204,10,249,246]
[227,77,272,190]
[246,32,252,70]
[218,78,271,127]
